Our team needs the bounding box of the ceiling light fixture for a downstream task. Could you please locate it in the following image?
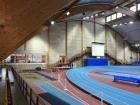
[129,21,134,24]
[115,6,119,9]
[66,11,70,16]
[113,24,118,27]
[51,21,55,25]
[85,16,89,20]
[91,15,94,18]
[102,12,105,15]
[95,14,98,17]
[124,22,127,25]
[83,17,86,20]
[119,23,122,26]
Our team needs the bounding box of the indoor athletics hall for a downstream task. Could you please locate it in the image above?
[0,0,140,105]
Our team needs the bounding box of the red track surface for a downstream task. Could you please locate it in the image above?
[41,70,107,105]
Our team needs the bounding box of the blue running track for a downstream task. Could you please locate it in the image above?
[37,82,84,105]
[66,66,140,105]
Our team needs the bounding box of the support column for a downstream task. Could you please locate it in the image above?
[80,21,83,66]
[65,22,68,62]
[94,17,96,42]
[105,26,108,53]
[47,27,50,67]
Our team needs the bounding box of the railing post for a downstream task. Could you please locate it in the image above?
[26,83,27,97]
[36,96,39,105]
[30,89,32,105]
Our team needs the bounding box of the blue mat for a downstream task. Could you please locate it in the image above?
[114,75,140,86]
[66,66,140,105]
[37,82,84,105]
[102,71,140,79]
[86,58,108,66]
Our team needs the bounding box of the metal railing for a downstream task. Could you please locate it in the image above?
[4,66,13,105]
[10,66,49,105]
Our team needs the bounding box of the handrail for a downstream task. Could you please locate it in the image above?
[105,53,123,65]
[50,47,127,68]
[49,50,91,68]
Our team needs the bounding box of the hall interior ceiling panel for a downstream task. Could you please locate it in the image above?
[0,0,73,60]
[79,0,115,4]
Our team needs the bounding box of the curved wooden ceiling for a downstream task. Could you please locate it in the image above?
[0,0,75,61]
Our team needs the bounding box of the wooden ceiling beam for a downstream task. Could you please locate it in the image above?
[0,0,74,61]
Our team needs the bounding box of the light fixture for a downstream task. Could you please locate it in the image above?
[119,23,122,26]
[124,22,127,25]
[115,6,119,9]
[66,11,70,16]
[83,17,86,20]
[113,24,118,27]
[95,14,98,17]
[101,12,105,15]
[91,15,94,18]
[129,21,134,24]
[51,21,55,25]
[85,16,89,20]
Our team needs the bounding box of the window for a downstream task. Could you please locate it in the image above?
[130,5,136,12]
[117,13,122,18]
[111,14,116,20]
[106,16,111,22]
[138,3,140,11]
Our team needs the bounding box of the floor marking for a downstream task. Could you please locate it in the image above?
[59,80,90,105]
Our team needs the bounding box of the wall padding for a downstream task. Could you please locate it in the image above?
[116,34,124,63]
[125,42,131,63]
[67,21,81,59]
[107,29,116,57]
[83,21,94,49]
[132,51,137,61]
[95,23,105,43]
[49,22,66,64]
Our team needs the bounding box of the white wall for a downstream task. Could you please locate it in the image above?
[49,22,66,63]
[107,29,116,57]
[26,31,48,53]
[95,23,105,43]
[125,42,132,63]
[67,21,81,59]
[15,20,137,66]
[83,21,94,49]
[116,34,124,63]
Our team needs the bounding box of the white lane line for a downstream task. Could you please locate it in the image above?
[58,80,89,105]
